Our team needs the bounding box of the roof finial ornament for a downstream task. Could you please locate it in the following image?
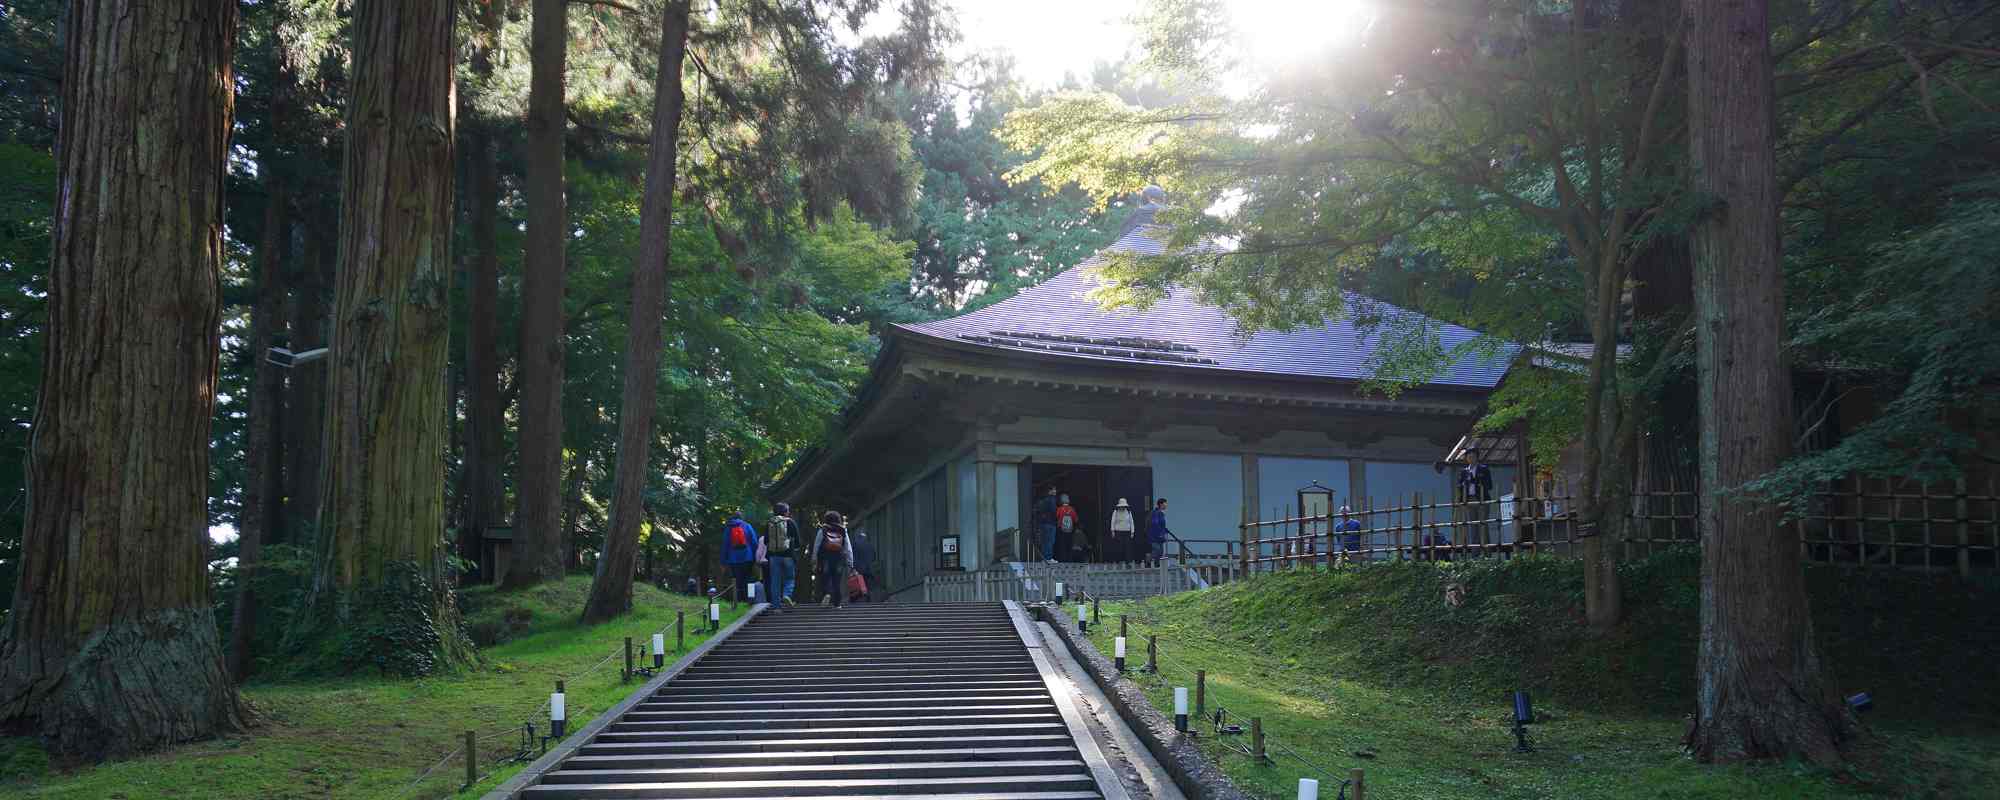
[1118,184,1170,237]
[1141,184,1167,207]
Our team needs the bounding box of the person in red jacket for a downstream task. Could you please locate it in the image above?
[1054,494,1079,562]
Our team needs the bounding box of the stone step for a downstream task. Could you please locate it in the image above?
[563,746,1078,771]
[639,691,1050,710]
[653,679,1049,698]
[648,687,1050,704]
[587,721,1071,744]
[542,758,1090,785]
[608,711,1064,733]
[575,734,1076,756]
[622,703,1055,722]
[519,773,1099,798]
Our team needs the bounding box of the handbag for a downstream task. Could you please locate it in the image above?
[756,537,768,564]
[844,570,868,599]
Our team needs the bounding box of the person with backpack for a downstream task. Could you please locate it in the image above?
[720,511,760,606]
[1147,498,1172,564]
[1053,494,1080,563]
[765,502,800,609]
[812,510,856,608]
[1035,486,1060,563]
[849,526,876,603]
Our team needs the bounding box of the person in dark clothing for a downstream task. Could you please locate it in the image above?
[765,502,800,609]
[1035,486,1060,563]
[850,527,877,603]
[812,510,855,607]
[719,512,760,606]
[1147,498,1172,563]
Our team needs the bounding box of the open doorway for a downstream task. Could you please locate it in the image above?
[1026,462,1153,563]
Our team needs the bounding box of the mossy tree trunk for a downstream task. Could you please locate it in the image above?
[1684,0,1849,764]
[309,0,467,669]
[510,0,571,590]
[0,0,247,759]
[582,0,691,624]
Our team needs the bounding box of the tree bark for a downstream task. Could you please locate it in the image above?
[510,0,572,590]
[232,172,291,681]
[283,211,334,535]
[462,0,508,583]
[1684,0,1849,764]
[310,0,466,662]
[0,0,247,758]
[582,0,691,624]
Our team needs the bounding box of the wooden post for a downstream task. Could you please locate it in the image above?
[623,636,633,682]
[676,611,684,651]
[1146,634,1157,673]
[1251,716,1265,761]
[1195,669,1206,718]
[1093,597,1101,624]
[1349,768,1366,800]
[1120,615,1128,639]
[1239,505,1251,577]
[1922,482,1935,572]
[1413,492,1425,561]
[463,730,477,789]
[1958,477,1972,578]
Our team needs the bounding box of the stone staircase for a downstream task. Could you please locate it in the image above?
[510,603,1112,799]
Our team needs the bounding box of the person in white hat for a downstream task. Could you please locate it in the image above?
[1109,498,1136,563]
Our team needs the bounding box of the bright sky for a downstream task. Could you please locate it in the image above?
[942,0,1377,89]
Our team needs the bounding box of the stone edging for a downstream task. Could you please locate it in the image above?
[1030,604,1254,800]
[480,603,768,799]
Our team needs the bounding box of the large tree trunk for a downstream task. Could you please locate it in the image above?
[510,0,572,590]
[232,172,291,681]
[462,0,507,583]
[310,0,467,667]
[1684,0,1848,764]
[0,0,246,758]
[582,0,691,624]
[283,211,334,535]
[1577,260,1625,632]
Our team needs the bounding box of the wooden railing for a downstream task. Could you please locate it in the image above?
[1237,475,2000,577]
[921,558,1242,603]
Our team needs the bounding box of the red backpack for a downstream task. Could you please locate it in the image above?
[727,521,750,549]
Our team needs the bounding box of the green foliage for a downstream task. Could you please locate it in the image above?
[1087,554,2000,798]
[333,562,472,678]
[0,142,51,611]
[1477,366,1588,471]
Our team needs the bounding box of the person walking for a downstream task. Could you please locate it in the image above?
[850,526,877,603]
[1035,486,1060,563]
[813,510,855,608]
[1054,494,1079,563]
[1336,505,1364,563]
[1109,498,1137,563]
[1147,498,1172,564]
[720,511,760,606]
[765,502,800,609]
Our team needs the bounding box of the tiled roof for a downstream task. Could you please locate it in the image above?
[896,225,1517,389]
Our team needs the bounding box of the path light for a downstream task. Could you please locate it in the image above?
[1114,636,1127,672]
[652,633,666,669]
[1174,687,1189,732]
[749,582,759,602]
[1076,604,1087,633]
[1056,581,1065,600]
[1296,777,1319,800]
[550,680,567,739]
[709,601,721,631]
[1510,690,1534,753]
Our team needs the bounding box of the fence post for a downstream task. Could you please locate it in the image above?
[1146,634,1157,673]
[1251,716,1265,761]
[1349,768,1366,800]
[1093,597,1101,624]
[1413,491,1425,561]
[676,611,684,652]
[1957,477,1971,578]
[1239,506,1251,577]
[623,636,634,682]
[1120,615,1128,640]
[463,729,477,790]
[1195,669,1206,718]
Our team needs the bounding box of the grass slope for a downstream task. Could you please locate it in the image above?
[0,577,748,799]
[1083,549,2000,799]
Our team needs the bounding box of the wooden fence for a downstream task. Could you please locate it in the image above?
[1239,475,2000,577]
[921,558,1241,603]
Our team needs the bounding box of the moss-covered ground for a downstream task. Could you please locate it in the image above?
[0,577,747,799]
[1079,549,2000,799]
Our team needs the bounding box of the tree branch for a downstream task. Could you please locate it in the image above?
[568,0,641,13]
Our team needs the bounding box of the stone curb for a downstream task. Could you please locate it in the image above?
[1031,604,1254,800]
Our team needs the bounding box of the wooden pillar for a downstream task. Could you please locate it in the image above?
[1241,454,1260,537]
[977,454,998,563]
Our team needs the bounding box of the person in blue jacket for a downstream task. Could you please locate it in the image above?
[1147,498,1172,564]
[720,511,760,606]
[1336,505,1364,562]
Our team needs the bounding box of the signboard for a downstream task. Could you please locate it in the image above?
[939,535,961,569]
